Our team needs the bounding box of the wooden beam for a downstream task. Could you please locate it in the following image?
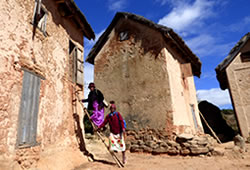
[55,0,65,4]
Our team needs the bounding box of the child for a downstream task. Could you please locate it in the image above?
[97,103,126,164]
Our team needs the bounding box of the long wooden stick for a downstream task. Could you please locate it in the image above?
[199,111,222,144]
[75,91,124,168]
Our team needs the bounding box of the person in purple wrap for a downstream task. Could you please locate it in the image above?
[82,82,105,134]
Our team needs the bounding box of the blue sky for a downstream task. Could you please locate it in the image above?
[75,0,250,109]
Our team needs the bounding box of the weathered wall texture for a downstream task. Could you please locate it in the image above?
[226,40,250,138]
[95,19,172,130]
[164,47,202,134]
[94,18,202,134]
[0,0,85,168]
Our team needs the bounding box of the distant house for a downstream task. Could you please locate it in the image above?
[86,12,203,135]
[0,0,94,169]
[216,32,250,138]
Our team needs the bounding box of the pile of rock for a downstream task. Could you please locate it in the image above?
[126,129,217,156]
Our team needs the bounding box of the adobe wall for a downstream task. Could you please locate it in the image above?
[94,18,173,130]
[0,0,85,168]
[226,40,250,138]
[163,46,203,134]
[94,18,202,134]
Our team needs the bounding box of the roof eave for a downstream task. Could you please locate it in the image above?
[55,0,95,40]
[86,12,202,78]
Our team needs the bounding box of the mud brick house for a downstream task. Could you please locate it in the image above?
[0,0,94,169]
[86,12,203,135]
[216,32,250,138]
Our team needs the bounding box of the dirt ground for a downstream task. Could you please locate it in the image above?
[73,138,250,170]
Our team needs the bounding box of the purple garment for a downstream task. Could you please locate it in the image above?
[91,100,104,126]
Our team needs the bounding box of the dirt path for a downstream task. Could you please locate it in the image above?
[74,151,250,170]
[73,138,250,170]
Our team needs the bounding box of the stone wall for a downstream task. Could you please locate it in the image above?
[126,129,217,156]
[226,40,250,138]
[0,0,85,168]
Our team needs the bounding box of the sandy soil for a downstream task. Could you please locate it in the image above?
[73,138,250,170]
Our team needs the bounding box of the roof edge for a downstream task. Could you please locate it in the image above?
[215,32,250,89]
[86,12,201,77]
[55,0,95,40]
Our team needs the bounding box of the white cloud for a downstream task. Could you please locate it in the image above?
[197,88,232,107]
[158,0,214,33]
[108,0,127,11]
[155,0,169,6]
[84,29,105,60]
[84,63,94,98]
[229,15,250,32]
[186,34,234,57]
[85,29,105,47]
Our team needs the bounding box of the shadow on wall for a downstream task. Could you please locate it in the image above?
[72,99,116,166]
[198,100,238,143]
[72,113,116,166]
[73,113,93,158]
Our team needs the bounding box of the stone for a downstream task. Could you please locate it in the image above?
[246,136,250,143]
[131,140,138,145]
[166,140,179,147]
[152,147,168,155]
[180,142,191,148]
[197,140,208,146]
[137,140,144,145]
[127,131,136,136]
[221,141,234,149]
[130,145,139,151]
[143,135,153,142]
[130,145,143,153]
[233,134,245,150]
[175,145,181,150]
[167,147,179,155]
[190,147,209,155]
[160,142,168,148]
[180,148,190,155]
[193,136,207,141]
[134,134,140,140]
[142,145,153,153]
[145,141,156,148]
[211,147,225,156]
[176,134,193,143]
[187,140,198,145]
[207,145,214,151]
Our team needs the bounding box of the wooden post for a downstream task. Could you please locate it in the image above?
[199,111,222,144]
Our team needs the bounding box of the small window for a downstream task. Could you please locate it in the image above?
[241,51,250,62]
[17,70,41,148]
[69,40,84,86]
[119,31,129,41]
[32,1,48,35]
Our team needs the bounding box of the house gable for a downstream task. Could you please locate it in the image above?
[86,12,201,77]
[216,32,250,90]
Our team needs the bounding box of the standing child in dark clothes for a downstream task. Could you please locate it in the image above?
[97,103,127,164]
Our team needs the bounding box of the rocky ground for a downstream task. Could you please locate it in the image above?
[73,135,250,170]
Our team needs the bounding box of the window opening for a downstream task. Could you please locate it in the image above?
[17,70,41,148]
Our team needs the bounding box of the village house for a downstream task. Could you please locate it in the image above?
[86,12,203,135]
[0,0,94,169]
[216,32,250,139]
